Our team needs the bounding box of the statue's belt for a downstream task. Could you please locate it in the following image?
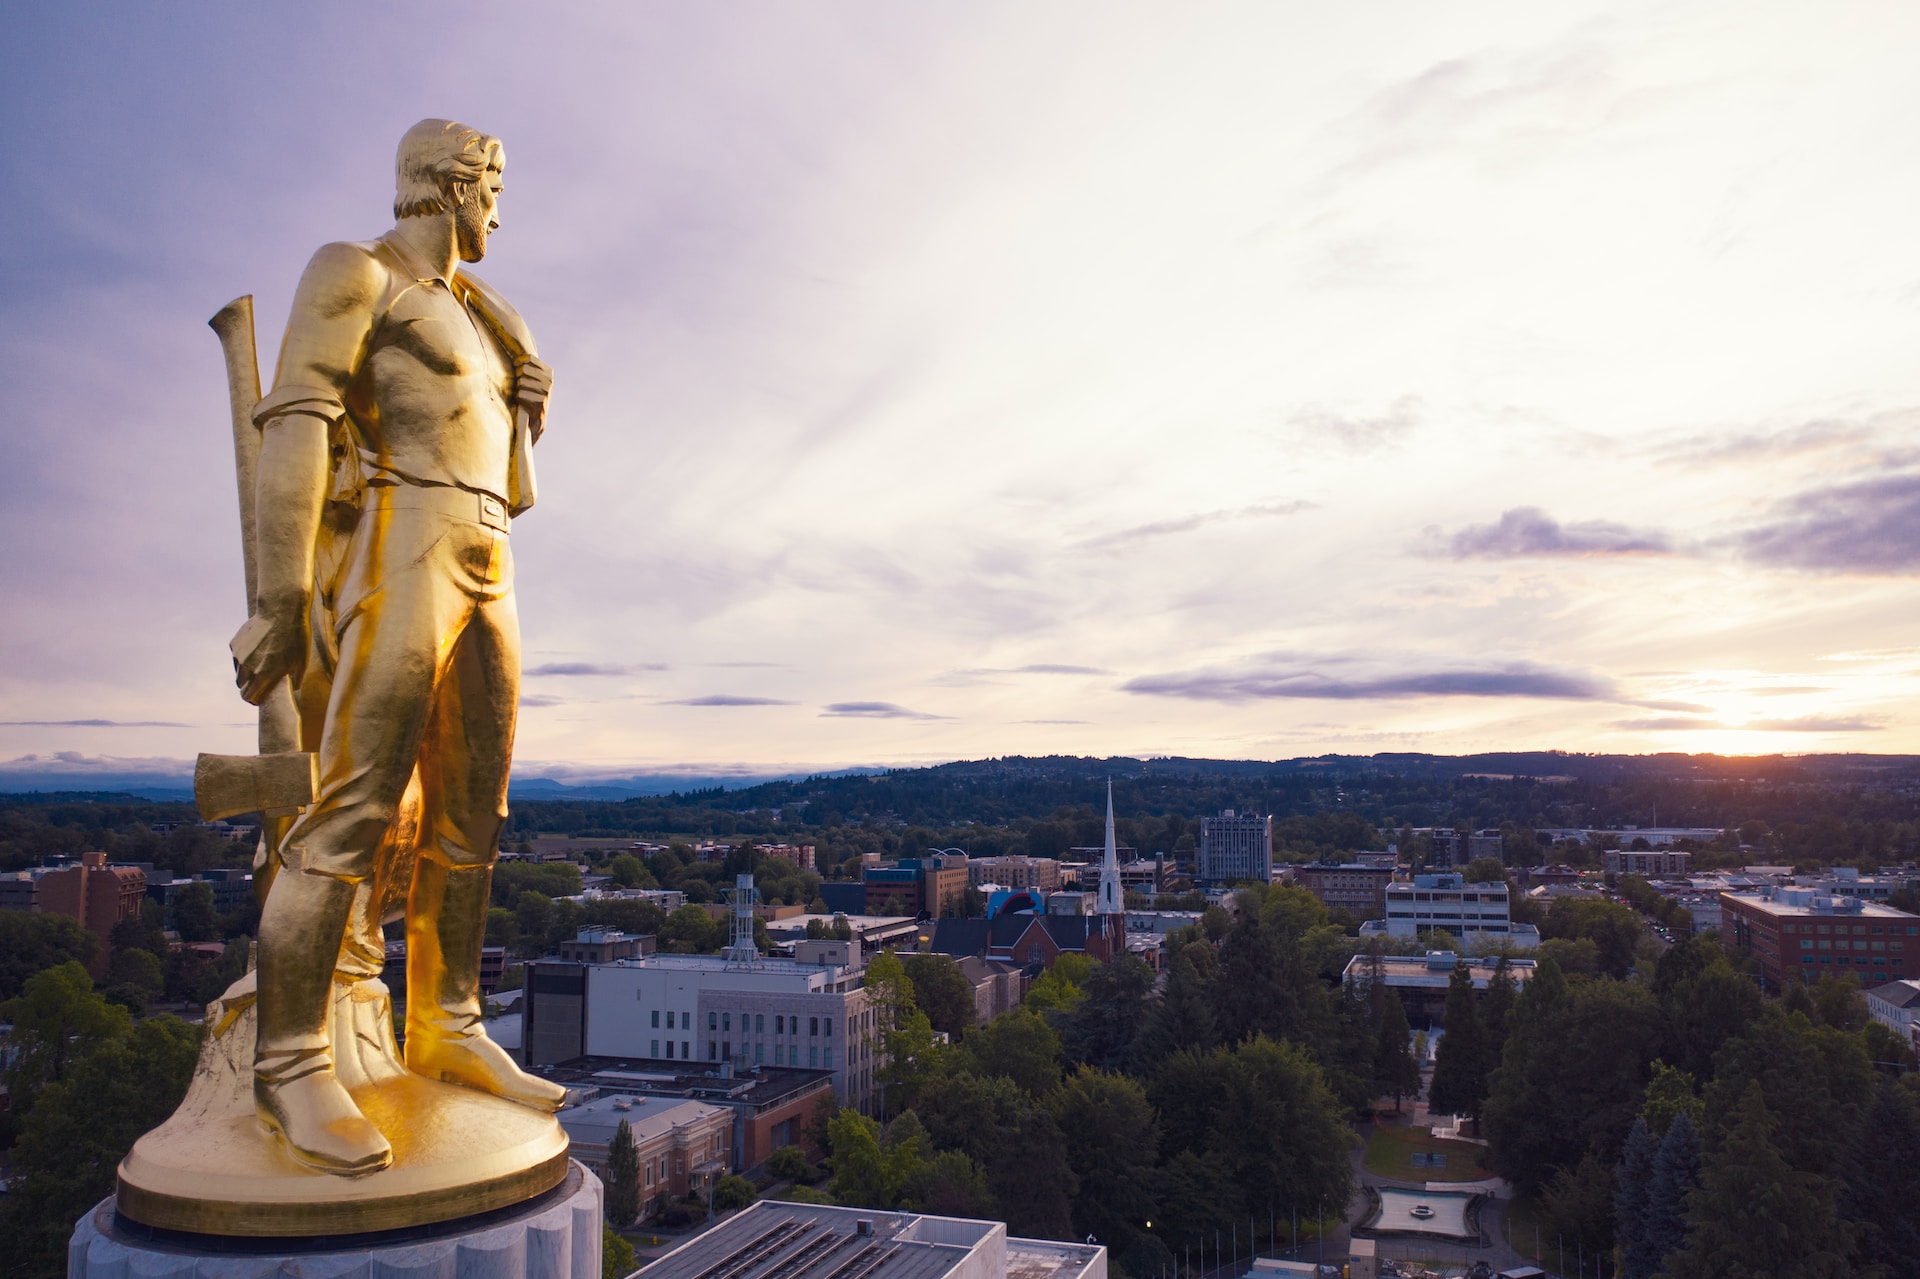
[363,482,510,533]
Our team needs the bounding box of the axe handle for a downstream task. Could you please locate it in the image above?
[209,296,300,757]
[209,297,263,608]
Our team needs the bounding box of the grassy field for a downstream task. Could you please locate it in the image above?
[1361,1123,1492,1182]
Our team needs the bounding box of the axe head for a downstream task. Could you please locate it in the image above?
[194,750,318,822]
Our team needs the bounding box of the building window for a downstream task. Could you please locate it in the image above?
[824,1018,832,1038]
[775,1044,784,1065]
[810,1017,819,1036]
[755,1044,764,1063]
[776,1015,784,1034]
[723,1012,732,1031]
[709,1011,718,1031]
[683,1041,690,1058]
[664,1040,673,1059]
[652,1039,660,1056]
[755,1014,764,1032]
[810,1047,819,1068]
[724,1040,732,1057]
[824,1047,834,1069]
[651,1010,660,1028]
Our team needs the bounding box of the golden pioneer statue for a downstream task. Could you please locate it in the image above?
[116,119,572,1236]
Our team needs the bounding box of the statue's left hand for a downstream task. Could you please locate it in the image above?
[514,355,553,442]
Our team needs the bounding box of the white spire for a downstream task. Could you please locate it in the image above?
[1097,780,1122,918]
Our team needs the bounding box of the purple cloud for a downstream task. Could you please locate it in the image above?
[668,695,796,707]
[1124,657,1615,703]
[822,701,947,720]
[1438,507,1672,558]
[1735,473,1920,574]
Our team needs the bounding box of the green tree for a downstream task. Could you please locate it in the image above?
[1057,955,1153,1072]
[104,945,165,1014]
[1840,1078,1920,1275]
[603,1225,636,1279]
[0,1005,199,1277]
[986,1107,1077,1239]
[661,904,720,953]
[1371,991,1420,1113]
[712,1174,757,1211]
[0,913,97,1000]
[1482,960,1662,1197]
[1462,856,1508,885]
[767,1144,813,1183]
[902,954,976,1040]
[1047,1067,1159,1250]
[1613,1118,1656,1279]
[516,890,555,953]
[1638,1060,1704,1137]
[959,1006,1061,1097]
[1643,1110,1699,1274]
[0,961,132,1121]
[1427,965,1491,1121]
[1542,897,1643,979]
[1537,1153,1614,1268]
[1700,1006,1874,1183]
[607,853,655,889]
[1663,1083,1852,1279]
[171,881,220,943]
[826,1108,892,1207]
[1024,962,1088,1016]
[1136,939,1217,1071]
[606,1117,641,1228]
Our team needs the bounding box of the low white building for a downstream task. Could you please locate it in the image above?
[1866,978,1920,1055]
[524,950,882,1113]
[1362,873,1539,950]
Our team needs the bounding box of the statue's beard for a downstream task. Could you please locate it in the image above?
[454,183,492,262]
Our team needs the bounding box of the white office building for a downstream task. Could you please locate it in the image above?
[525,944,883,1113]
[1199,809,1271,884]
[1361,873,1539,950]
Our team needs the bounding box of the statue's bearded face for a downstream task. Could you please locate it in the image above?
[454,166,502,263]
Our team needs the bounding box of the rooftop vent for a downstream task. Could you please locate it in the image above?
[856,1220,874,1238]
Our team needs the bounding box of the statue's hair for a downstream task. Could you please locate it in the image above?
[393,119,503,220]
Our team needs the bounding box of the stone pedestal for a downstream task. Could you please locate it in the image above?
[70,1160,603,1279]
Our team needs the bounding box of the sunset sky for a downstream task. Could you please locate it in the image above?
[6,2,1920,784]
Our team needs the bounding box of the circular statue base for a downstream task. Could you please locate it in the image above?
[71,1160,602,1279]
[116,971,570,1235]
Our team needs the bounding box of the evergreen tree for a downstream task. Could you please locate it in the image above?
[1840,1078,1920,1276]
[1663,1083,1851,1279]
[1612,1117,1657,1279]
[1427,964,1490,1121]
[1643,1110,1698,1272]
[1637,1061,1703,1138]
[1481,955,1517,1063]
[1371,990,1420,1113]
[606,1117,641,1229]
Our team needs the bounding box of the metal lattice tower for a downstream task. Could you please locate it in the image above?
[723,871,762,968]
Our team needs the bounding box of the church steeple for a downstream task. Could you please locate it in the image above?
[1097,780,1122,920]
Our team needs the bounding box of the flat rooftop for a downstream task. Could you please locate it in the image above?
[635,1201,1103,1279]
[540,1056,835,1108]
[1722,889,1918,920]
[557,1092,725,1149]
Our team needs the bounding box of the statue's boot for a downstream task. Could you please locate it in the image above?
[405,857,567,1111]
[255,868,393,1174]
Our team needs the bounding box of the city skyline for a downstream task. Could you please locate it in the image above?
[8,2,1920,782]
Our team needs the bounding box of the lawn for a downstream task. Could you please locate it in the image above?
[1361,1123,1493,1183]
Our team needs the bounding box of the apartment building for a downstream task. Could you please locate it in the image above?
[967,856,1062,893]
[26,853,148,976]
[1607,848,1694,877]
[1718,886,1917,991]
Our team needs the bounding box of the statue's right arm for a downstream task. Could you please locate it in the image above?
[233,243,381,706]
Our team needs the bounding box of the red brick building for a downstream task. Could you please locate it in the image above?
[37,853,147,976]
[1292,862,1397,921]
[1719,886,1917,992]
